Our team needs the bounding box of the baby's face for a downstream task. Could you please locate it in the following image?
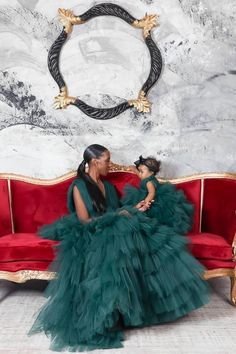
[137,164,153,180]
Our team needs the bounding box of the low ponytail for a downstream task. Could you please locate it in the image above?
[76,145,108,214]
[77,160,87,179]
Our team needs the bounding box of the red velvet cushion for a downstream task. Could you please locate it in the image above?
[1,258,234,273]
[0,233,58,262]
[198,259,236,270]
[188,233,232,260]
[202,178,236,244]
[10,173,140,233]
[11,178,74,233]
[0,179,12,237]
[0,261,52,272]
[10,172,200,234]
[104,172,140,197]
[174,180,201,234]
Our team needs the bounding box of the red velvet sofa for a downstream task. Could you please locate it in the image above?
[0,163,236,305]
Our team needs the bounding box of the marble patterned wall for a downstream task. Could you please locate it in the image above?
[0,0,235,178]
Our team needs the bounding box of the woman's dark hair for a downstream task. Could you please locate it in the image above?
[134,155,161,175]
[77,144,108,213]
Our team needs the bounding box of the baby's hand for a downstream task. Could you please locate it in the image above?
[135,200,146,209]
[145,200,154,207]
[136,200,149,212]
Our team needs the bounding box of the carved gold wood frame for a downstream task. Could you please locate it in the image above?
[0,166,236,305]
[0,167,235,184]
[48,3,163,119]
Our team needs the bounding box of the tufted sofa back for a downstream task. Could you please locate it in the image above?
[0,172,235,243]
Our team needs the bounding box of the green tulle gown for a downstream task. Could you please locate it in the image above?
[28,177,209,352]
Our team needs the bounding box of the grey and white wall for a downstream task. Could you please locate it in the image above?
[0,0,235,178]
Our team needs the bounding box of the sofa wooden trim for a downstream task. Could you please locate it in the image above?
[7,179,14,234]
[0,270,56,283]
[0,168,236,184]
[203,267,236,306]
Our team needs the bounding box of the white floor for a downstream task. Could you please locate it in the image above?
[0,277,235,354]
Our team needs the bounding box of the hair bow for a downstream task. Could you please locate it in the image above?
[134,155,145,167]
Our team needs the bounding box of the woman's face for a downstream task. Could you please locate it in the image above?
[95,150,111,176]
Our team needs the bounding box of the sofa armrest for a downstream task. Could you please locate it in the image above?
[202,177,236,245]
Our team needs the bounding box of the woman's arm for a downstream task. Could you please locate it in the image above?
[73,182,151,219]
[73,185,91,222]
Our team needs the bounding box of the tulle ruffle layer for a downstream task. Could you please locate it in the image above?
[29,207,209,351]
[121,182,194,234]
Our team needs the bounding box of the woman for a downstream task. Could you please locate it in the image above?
[28,144,209,352]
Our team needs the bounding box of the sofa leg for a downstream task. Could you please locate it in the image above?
[230,270,236,306]
[203,268,236,307]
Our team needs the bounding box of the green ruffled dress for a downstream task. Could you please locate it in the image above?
[28,178,209,352]
[121,175,194,234]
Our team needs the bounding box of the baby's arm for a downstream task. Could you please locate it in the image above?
[144,181,156,205]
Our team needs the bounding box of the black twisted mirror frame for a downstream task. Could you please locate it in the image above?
[48,3,163,120]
